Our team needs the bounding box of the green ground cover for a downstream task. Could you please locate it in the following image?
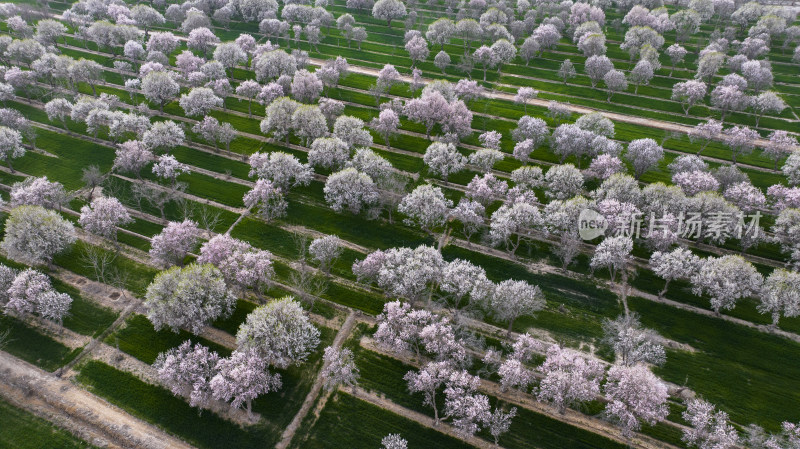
[0,398,94,449]
[351,345,632,449]
[76,361,280,448]
[107,314,232,364]
[630,296,800,430]
[290,392,474,449]
[0,315,81,372]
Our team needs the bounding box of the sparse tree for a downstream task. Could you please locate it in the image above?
[603,313,666,367]
[625,138,664,179]
[590,236,633,282]
[324,168,379,215]
[649,248,701,297]
[79,197,133,244]
[381,434,408,449]
[149,220,200,267]
[404,361,453,424]
[248,151,312,190]
[141,71,179,112]
[309,235,343,275]
[682,399,739,449]
[370,108,399,148]
[424,142,466,181]
[372,0,407,27]
[603,69,628,102]
[154,341,220,409]
[243,179,288,222]
[0,126,24,172]
[398,184,453,234]
[758,269,800,327]
[558,59,577,84]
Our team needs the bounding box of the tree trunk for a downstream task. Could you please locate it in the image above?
[620,270,629,317]
[659,279,670,298]
[432,395,440,425]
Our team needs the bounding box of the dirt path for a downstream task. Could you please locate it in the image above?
[275,310,358,449]
[0,351,197,449]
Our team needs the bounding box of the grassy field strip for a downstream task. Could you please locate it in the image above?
[444,233,800,339]
[0,351,196,449]
[431,175,786,269]
[290,18,792,124]
[28,54,789,189]
[322,0,800,81]
[0,397,96,449]
[83,324,260,425]
[352,385,502,449]
[356,337,678,449]
[4,5,800,441]
[4,183,676,448]
[79,322,338,448]
[75,360,280,448]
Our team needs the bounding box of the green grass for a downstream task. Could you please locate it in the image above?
[107,314,232,364]
[0,315,81,372]
[290,392,474,449]
[53,241,158,297]
[0,249,118,338]
[630,296,800,430]
[76,361,279,448]
[352,346,629,449]
[61,295,118,337]
[0,397,95,449]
